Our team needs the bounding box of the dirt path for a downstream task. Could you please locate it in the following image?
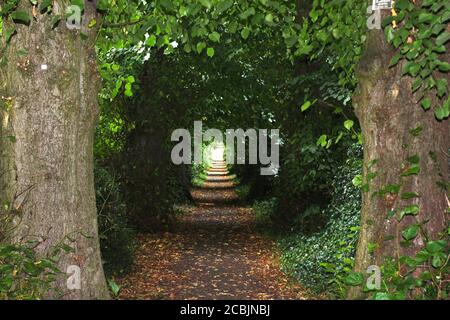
[117,161,305,300]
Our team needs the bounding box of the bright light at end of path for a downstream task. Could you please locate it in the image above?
[211,146,225,161]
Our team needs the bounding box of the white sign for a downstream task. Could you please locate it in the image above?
[372,0,393,10]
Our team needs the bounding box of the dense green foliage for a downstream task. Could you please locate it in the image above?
[94,164,135,276]
[0,0,448,300]
[0,242,60,299]
[277,145,362,297]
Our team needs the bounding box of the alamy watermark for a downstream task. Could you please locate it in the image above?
[66,265,81,290]
[366,265,381,290]
[171,121,280,176]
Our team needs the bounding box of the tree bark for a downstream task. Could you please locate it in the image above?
[0,1,109,299]
[349,27,449,299]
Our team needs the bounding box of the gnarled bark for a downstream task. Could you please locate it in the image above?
[0,1,109,299]
[349,28,449,299]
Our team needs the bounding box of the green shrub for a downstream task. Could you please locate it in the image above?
[0,242,60,300]
[95,164,135,276]
[278,145,362,297]
[235,183,251,201]
[252,198,277,226]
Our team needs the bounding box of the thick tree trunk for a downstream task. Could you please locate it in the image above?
[349,28,449,299]
[0,1,109,299]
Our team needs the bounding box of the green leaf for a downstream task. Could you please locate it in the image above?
[431,253,445,268]
[206,47,215,58]
[402,224,419,240]
[316,134,327,148]
[401,165,420,176]
[241,27,250,40]
[436,32,450,46]
[436,79,448,98]
[51,15,61,29]
[344,120,354,131]
[421,97,432,110]
[5,26,16,43]
[389,53,402,67]
[300,100,312,112]
[96,0,109,12]
[352,175,362,188]
[402,62,421,76]
[418,12,433,23]
[345,272,364,286]
[199,0,212,9]
[39,0,53,12]
[438,62,450,72]
[146,35,156,47]
[399,205,419,220]
[196,42,206,54]
[426,240,446,253]
[11,10,31,25]
[88,19,97,28]
[265,14,274,24]
[401,192,420,200]
[407,155,420,164]
[0,276,13,293]
[127,75,135,84]
[108,279,121,296]
[208,31,220,43]
[435,106,448,120]
[70,0,85,12]
[373,292,390,300]
[216,0,233,14]
[183,43,191,53]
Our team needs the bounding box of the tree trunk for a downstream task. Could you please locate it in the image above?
[349,27,449,299]
[0,1,109,299]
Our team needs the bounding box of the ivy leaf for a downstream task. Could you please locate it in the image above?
[421,97,431,110]
[435,106,448,120]
[345,272,364,286]
[401,164,420,176]
[438,62,450,72]
[50,15,61,29]
[436,79,448,98]
[431,253,445,268]
[373,292,390,300]
[108,279,121,296]
[441,10,450,23]
[401,192,420,200]
[426,240,446,253]
[418,12,433,24]
[11,10,31,25]
[399,205,419,221]
[39,0,53,13]
[402,62,421,76]
[402,224,419,240]
[436,32,450,46]
[389,53,402,67]
[5,27,16,43]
